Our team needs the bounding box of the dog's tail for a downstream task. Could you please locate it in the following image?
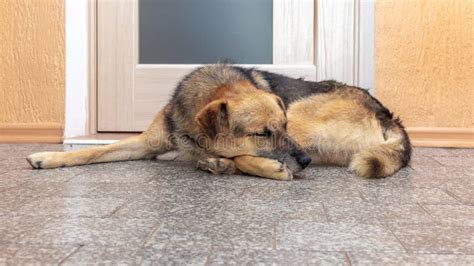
[349,119,411,178]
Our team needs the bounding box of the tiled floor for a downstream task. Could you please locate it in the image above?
[0,144,473,265]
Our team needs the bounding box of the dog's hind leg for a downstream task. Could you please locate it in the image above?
[26,108,174,169]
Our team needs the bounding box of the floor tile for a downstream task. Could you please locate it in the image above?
[62,245,145,265]
[145,217,219,252]
[423,204,474,226]
[359,186,461,205]
[1,146,474,263]
[113,194,225,221]
[432,156,474,167]
[17,218,160,247]
[0,243,79,265]
[277,221,405,252]
[138,245,210,265]
[409,154,443,167]
[223,198,327,223]
[0,184,59,213]
[325,202,433,224]
[348,251,474,265]
[15,197,126,218]
[214,219,275,250]
[70,169,158,183]
[413,148,474,157]
[442,179,474,205]
[0,216,50,243]
[209,249,349,265]
[388,223,474,254]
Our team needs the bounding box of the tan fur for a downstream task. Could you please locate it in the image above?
[27,65,409,180]
[287,89,406,177]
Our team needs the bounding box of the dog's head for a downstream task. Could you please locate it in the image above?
[195,81,311,172]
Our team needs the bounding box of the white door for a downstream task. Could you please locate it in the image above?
[98,0,316,131]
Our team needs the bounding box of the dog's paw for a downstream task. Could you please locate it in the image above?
[270,161,293,181]
[26,152,65,169]
[197,158,240,175]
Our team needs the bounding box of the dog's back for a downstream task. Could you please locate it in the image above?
[251,68,411,178]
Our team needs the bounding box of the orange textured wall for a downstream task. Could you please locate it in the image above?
[375,0,473,128]
[0,0,65,142]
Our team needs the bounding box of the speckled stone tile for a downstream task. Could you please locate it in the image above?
[1,145,474,264]
[277,221,405,252]
[137,245,210,265]
[423,204,474,226]
[145,217,219,252]
[348,251,474,265]
[223,198,327,223]
[324,202,433,224]
[62,245,146,265]
[359,186,461,205]
[62,242,209,265]
[388,167,466,188]
[413,148,474,157]
[432,156,474,167]
[67,182,162,199]
[409,154,444,167]
[113,195,225,221]
[15,197,126,218]
[70,169,159,183]
[208,249,349,265]
[388,223,474,254]
[0,172,27,192]
[48,181,106,198]
[0,243,79,265]
[240,177,361,203]
[213,219,275,250]
[0,216,50,243]
[0,183,61,213]
[17,218,160,247]
[442,179,474,205]
[0,169,84,192]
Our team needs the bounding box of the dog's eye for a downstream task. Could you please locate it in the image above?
[250,130,272,138]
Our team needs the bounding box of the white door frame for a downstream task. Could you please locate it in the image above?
[65,0,374,138]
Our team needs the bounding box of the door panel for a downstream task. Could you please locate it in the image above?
[98,0,316,131]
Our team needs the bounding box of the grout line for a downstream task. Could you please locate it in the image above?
[320,202,331,222]
[343,251,352,266]
[357,189,368,202]
[417,203,437,220]
[105,199,129,218]
[440,188,464,205]
[142,222,163,248]
[382,222,410,253]
[58,244,84,265]
[204,245,214,266]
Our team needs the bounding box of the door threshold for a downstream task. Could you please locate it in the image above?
[63,133,139,147]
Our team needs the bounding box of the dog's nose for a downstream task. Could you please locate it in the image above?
[295,152,312,169]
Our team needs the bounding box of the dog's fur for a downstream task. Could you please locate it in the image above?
[27,64,411,180]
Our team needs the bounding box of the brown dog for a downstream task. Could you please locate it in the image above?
[26,64,411,180]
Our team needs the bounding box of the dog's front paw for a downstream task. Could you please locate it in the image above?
[197,158,240,175]
[270,161,294,181]
[26,152,65,169]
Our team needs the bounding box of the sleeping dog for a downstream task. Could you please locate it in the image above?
[27,64,411,180]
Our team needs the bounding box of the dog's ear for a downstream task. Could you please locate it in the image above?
[195,99,229,138]
[276,96,286,112]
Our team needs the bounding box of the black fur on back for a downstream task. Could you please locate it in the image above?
[257,70,340,107]
[255,68,412,166]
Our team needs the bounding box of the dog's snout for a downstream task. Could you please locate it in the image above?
[295,151,312,169]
